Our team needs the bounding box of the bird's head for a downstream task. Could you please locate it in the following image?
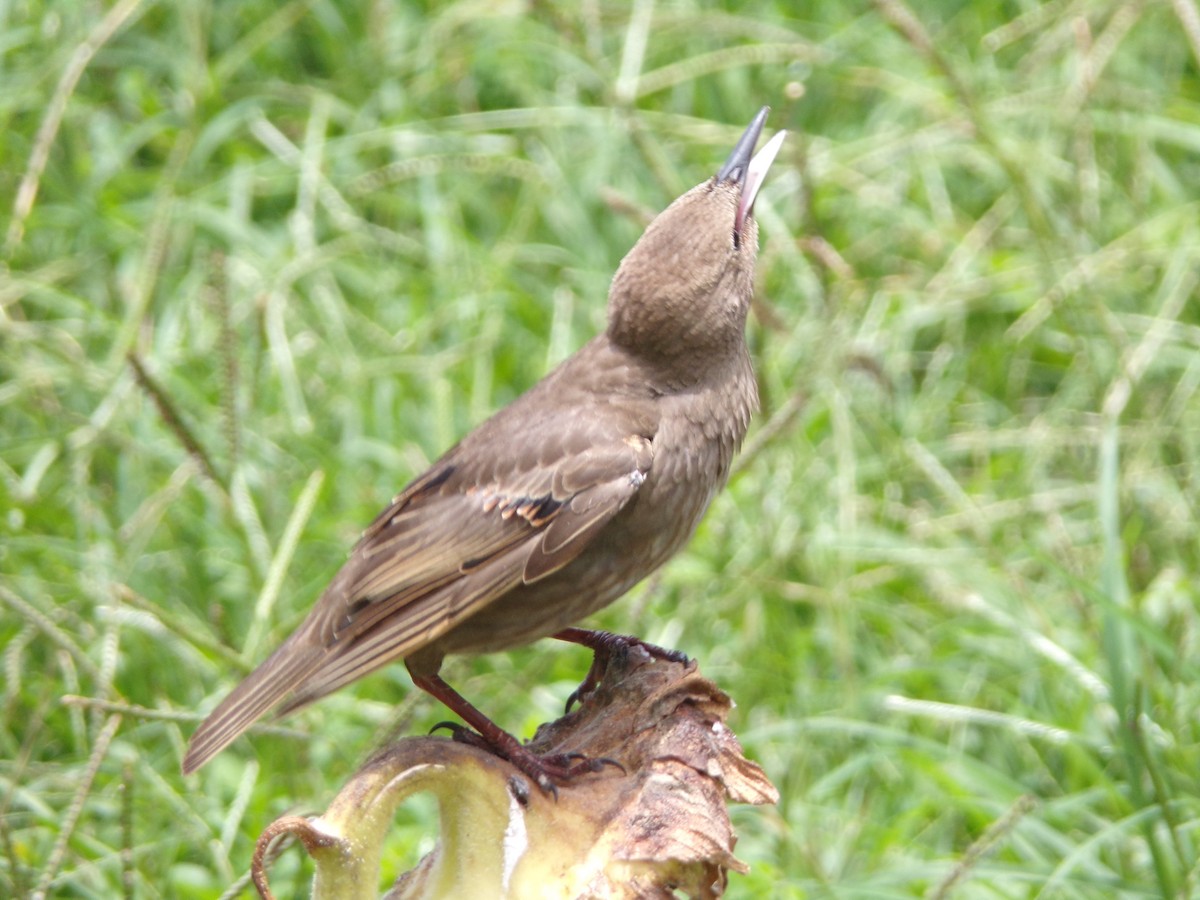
[607,108,786,368]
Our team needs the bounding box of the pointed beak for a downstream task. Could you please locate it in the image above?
[716,106,787,243]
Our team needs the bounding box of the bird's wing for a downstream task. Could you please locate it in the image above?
[296,425,655,685]
[183,406,654,773]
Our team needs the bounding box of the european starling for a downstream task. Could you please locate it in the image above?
[183,108,786,788]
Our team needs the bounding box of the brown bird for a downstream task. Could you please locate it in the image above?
[183,107,786,789]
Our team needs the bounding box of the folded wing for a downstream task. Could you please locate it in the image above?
[182,413,654,774]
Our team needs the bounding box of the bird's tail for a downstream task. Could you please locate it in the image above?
[181,629,324,774]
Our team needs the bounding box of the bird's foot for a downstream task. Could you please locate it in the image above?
[431,721,623,797]
[415,669,622,796]
[553,628,689,712]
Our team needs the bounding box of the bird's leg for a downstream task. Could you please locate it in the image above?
[410,670,620,796]
[553,627,689,712]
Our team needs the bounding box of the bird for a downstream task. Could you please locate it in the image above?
[183,107,786,790]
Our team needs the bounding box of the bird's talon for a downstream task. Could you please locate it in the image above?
[591,756,626,774]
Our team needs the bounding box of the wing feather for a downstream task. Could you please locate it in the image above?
[294,434,654,702]
[184,398,656,772]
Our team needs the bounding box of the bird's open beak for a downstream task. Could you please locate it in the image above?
[717,106,787,244]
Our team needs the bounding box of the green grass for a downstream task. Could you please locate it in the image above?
[4,0,1200,897]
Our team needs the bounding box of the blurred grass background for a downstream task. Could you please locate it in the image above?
[3,0,1200,896]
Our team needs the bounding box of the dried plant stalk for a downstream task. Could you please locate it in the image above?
[251,647,778,899]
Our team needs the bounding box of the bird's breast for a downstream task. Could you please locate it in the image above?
[630,372,756,554]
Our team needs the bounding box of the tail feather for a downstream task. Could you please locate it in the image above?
[182,630,324,774]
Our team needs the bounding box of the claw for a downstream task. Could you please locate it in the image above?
[412,656,646,797]
[564,663,602,713]
[556,628,689,712]
[594,756,626,774]
[538,751,626,777]
[568,753,625,774]
[429,721,623,793]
